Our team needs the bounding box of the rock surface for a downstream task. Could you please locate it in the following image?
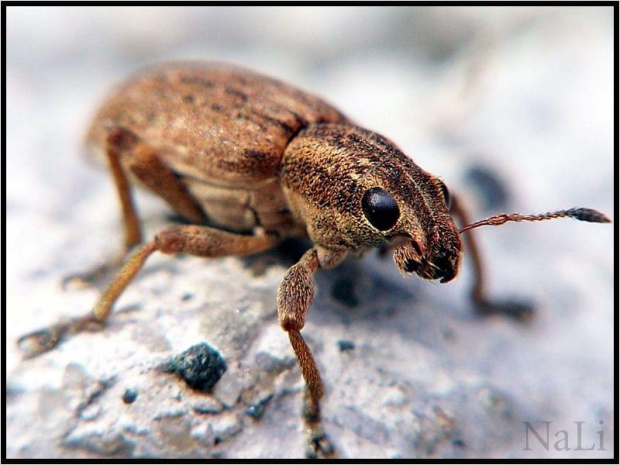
[6,6,614,459]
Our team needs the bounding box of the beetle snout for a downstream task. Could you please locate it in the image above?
[392,238,432,279]
[433,255,458,283]
[403,258,421,273]
[392,236,460,283]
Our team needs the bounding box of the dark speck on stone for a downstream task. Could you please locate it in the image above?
[246,404,265,419]
[465,164,510,211]
[181,293,194,301]
[122,388,138,404]
[246,393,273,420]
[337,340,355,352]
[160,342,227,392]
[452,438,466,448]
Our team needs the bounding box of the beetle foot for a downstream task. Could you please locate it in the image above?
[305,425,336,459]
[18,315,104,358]
[18,325,65,358]
[475,297,535,322]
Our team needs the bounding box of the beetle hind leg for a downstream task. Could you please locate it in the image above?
[20,241,158,357]
[19,225,279,358]
[64,127,208,290]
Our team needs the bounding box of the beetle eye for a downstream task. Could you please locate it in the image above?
[439,181,451,208]
[362,187,400,231]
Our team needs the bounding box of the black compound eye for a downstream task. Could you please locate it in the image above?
[439,181,451,208]
[362,187,400,231]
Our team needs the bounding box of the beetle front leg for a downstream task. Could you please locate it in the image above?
[277,247,346,458]
[18,225,279,357]
[450,195,533,321]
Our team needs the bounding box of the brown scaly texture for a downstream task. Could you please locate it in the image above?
[280,123,462,281]
[87,61,349,187]
[86,62,350,235]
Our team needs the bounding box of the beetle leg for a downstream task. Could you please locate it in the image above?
[277,247,346,458]
[450,194,534,321]
[64,128,209,289]
[119,134,207,226]
[18,226,280,357]
[105,128,144,252]
[107,127,208,245]
[62,129,143,289]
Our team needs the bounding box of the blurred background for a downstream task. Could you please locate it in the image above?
[6,6,614,459]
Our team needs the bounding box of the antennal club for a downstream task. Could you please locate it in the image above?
[459,207,611,234]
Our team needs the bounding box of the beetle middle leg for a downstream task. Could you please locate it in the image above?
[278,246,347,458]
[449,195,534,321]
[19,225,279,357]
[63,128,208,289]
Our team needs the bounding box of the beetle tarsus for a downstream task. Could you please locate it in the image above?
[17,315,104,358]
[306,425,336,459]
[302,392,336,458]
[18,326,64,358]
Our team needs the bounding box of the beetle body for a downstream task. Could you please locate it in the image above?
[87,62,461,281]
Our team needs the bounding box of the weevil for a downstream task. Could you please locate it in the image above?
[18,62,610,458]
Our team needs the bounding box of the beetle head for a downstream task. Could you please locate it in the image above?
[358,173,462,284]
[281,124,462,283]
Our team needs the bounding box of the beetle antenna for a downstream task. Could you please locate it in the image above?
[459,207,611,234]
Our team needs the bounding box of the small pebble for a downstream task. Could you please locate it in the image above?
[122,388,138,404]
[160,342,227,392]
[245,394,273,420]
